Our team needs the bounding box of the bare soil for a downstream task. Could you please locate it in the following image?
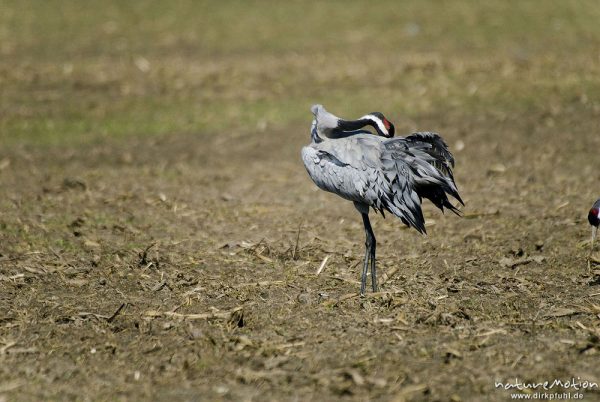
[1,1,600,401]
[1,110,600,401]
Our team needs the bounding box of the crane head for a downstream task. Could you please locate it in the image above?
[360,112,395,138]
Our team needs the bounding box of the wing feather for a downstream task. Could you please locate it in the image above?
[301,131,462,235]
[384,133,463,208]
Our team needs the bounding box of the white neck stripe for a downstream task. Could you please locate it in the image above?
[360,114,388,135]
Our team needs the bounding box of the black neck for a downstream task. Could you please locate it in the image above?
[338,118,368,131]
[337,118,390,137]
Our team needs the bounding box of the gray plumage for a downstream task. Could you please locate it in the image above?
[303,104,462,233]
[302,104,463,294]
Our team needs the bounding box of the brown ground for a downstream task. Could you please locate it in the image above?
[1,1,600,401]
[2,111,600,401]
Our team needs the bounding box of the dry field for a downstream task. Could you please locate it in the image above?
[1,1,600,401]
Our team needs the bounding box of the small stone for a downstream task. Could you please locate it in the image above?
[214,385,229,395]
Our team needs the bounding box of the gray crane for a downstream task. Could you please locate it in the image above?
[302,105,463,295]
[588,198,600,256]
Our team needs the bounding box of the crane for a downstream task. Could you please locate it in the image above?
[302,105,463,295]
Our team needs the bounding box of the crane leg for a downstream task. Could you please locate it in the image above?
[591,226,597,256]
[360,212,377,295]
[360,238,370,296]
[590,227,598,272]
[370,232,377,292]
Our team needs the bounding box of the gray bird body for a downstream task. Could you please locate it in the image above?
[302,105,462,234]
[301,105,462,294]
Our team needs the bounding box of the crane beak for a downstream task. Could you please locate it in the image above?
[386,123,395,138]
